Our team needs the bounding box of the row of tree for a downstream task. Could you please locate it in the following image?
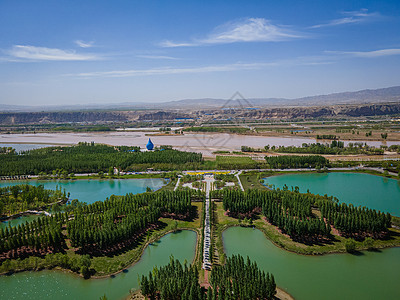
[264,155,329,169]
[1,189,204,256]
[270,141,384,155]
[218,189,391,242]
[319,201,391,237]
[0,213,67,254]
[140,255,277,300]
[0,142,203,175]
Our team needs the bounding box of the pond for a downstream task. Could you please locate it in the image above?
[0,215,40,229]
[0,230,197,300]
[0,178,166,205]
[223,226,400,300]
[264,172,400,216]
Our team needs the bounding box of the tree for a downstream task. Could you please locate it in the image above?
[363,237,374,250]
[345,238,356,253]
[108,166,114,177]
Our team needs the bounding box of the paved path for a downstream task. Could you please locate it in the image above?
[174,176,181,191]
[235,170,244,191]
[202,175,213,270]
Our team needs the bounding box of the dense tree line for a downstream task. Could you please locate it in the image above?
[67,190,201,251]
[271,141,384,155]
[185,126,250,134]
[219,188,392,242]
[210,255,276,300]
[140,257,202,299]
[0,142,203,175]
[265,155,329,168]
[221,189,330,242]
[0,184,67,215]
[0,212,66,254]
[319,201,391,238]
[140,255,276,300]
[1,189,204,259]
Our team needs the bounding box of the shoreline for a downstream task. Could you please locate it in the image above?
[0,227,200,280]
[220,222,400,257]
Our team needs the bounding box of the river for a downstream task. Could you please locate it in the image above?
[1,132,399,156]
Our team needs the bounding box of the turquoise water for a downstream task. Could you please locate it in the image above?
[0,178,166,204]
[264,172,400,215]
[223,226,400,300]
[0,215,40,229]
[0,230,197,300]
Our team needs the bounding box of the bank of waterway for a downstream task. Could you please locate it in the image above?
[0,230,197,300]
[223,226,400,300]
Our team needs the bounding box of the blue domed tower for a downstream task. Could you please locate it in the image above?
[146,138,154,151]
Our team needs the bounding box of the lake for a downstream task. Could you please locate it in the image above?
[0,178,166,205]
[223,226,400,300]
[0,230,197,300]
[264,172,400,216]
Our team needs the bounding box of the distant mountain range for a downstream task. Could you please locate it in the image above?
[1,86,400,112]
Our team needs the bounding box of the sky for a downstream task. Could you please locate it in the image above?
[1,0,400,106]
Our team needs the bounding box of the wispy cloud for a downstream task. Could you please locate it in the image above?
[69,57,331,78]
[136,55,179,60]
[311,9,379,28]
[4,45,100,61]
[74,40,95,48]
[160,18,303,47]
[326,48,400,58]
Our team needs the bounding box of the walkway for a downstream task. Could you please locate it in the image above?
[202,174,213,270]
[235,170,244,191]
[174,176,181,191]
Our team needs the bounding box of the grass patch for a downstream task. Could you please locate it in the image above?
[239,171,271,190]
[216,156,260,169]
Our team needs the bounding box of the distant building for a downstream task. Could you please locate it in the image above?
[146,138,154,150]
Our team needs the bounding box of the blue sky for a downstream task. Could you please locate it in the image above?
[1,0,400,105]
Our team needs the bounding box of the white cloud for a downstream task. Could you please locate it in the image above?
[326,48,400,58]
[5,45,99,61]
[160,18,303,47]
[74,40,95,48]
[136,55,179,60]
[70,57,331,78]
[311,9,379,28]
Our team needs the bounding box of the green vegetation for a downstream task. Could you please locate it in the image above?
[0,184,67,216]
[270,141,384,155]
[184,126,250,134]
[210,254,276,300]
[320,201,391,238]
[216,156,260,169]
[241,146,263,152]
[265,155,329,169]
[214,188,393,246]
[0,190,205,277]
[316,134,337,140]
[140,254,276,300]
[0,147,16,154]
[0,142,203,175]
